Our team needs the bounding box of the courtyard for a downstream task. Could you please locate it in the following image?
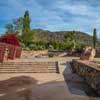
[0,57,99,100]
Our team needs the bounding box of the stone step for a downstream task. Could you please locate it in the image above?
[0,62,56,64]
[0,68,57,70]
[0,71,57,73]
[0,69,57,71]
[0,67,57,69]
[0,65,56,67]
[0,69,57,72]
[0,63,56,66]
[0,62,59,73]
[0,69,58,73]
[0,66,56,68]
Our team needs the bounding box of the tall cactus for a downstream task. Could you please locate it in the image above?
[93,28,97,49]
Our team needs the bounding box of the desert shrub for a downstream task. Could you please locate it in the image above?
[75,41,86,53]
[37,45,45,50]
[48,45,54,51]
[47,40,75,51]
[28,44,38,50]
[20,42,26,48]
[56,41,67,50]
[23,47,30,51]
[64,41,73,51]
[33,40,47,50]
[48,53,54,57]
[48,40,61,50]
[35,40,47,46]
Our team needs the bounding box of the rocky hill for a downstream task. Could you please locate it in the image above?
[33,29,95,45]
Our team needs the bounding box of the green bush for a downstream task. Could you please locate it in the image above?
[20,37,87,52]
[20,42,25,48]
[28,44,38,50]
[35,40,47,46]
[47,40,75,51]
[75,41,86,52]
[48,40,62,50]
[23,47,30,51]
[37,45,45,50]
[64,41,73,51]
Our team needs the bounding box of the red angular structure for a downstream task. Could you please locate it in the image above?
[0,33,20,46]
[0,44,6,62]
[0,33,22,62]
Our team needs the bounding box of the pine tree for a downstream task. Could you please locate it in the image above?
[93,28,97,49]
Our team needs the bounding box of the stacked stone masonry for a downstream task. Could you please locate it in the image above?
[72,60,100,94]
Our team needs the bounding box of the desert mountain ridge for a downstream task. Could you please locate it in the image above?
[33,29,100,45]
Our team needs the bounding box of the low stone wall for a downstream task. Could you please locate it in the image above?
[72,60,100,94]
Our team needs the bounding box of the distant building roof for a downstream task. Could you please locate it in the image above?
[0,33,20,47]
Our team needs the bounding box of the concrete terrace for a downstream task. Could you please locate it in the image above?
[0,57,99,100]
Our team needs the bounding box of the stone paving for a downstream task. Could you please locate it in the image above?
[4,57,79,62]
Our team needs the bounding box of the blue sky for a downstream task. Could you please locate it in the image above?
[0,0,100,37]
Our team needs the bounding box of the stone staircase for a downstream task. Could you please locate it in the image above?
[0,62,59,73]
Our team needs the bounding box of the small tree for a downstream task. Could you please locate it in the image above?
[93,28,97,49]
[65,31,76,51]
[5,23,14,33]
[75,41,86,53]
[65,31,76,41]
[13,17,23,34]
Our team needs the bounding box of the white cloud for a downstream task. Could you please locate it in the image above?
[57,3,99,17]
[59,4,88,16]
[0,0,100,38]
